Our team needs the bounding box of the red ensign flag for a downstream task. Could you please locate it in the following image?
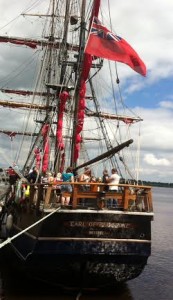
[85,17,146,76]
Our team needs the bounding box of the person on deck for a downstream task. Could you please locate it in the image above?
[23,166,30,179]
[106,168,121,208]
[27,166,39,183]
[6,166,19,193]
[61,167,74,206]
[79,167,91,191]
[102,169,109,192]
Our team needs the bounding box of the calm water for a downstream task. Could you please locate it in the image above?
[0,187,173,300]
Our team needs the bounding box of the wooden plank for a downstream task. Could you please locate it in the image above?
[44,186,52,207]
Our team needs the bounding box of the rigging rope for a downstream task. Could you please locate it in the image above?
[135,122,142,183]
[76,291,82,300]
[0,206,61,250]
[0,0,43,32]
[0,51,39,88]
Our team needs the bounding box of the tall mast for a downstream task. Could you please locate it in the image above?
[70,0,86,168]
[54,0,71,172]
[59,1,71,85]
[45,0,55,107]
[23,0,57,171]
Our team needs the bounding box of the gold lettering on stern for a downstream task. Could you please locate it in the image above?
[64,221,136,229]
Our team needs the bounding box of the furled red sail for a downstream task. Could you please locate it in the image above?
[73,0,100,162]
[0,37,37,49]
[0,36,78,51]
[73,56,92,162]
[56,90,70,150]
[56,90,70,171]
[1,88,52,97]
[2,131,16,141]
[41,124,50,173]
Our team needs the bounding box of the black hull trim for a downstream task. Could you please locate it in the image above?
[9,247,148,288]
[8,234,150,288]
[7,211,152,288]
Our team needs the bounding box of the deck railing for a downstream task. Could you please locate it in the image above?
[28,182,153,213]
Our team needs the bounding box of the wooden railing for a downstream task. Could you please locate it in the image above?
[41,182,153,212]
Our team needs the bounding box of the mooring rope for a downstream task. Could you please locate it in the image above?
[76,291,82,300]
[0,206,61,249]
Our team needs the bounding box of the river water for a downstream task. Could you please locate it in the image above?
[0,186,173,300]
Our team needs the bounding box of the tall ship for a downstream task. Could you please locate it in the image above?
[0,0,154,289]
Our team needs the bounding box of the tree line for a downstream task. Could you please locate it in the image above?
[139,180,173,188]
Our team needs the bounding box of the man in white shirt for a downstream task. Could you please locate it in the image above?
[107,168,120,191]
[106,168,120,208]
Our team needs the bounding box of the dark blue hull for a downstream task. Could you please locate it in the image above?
[7,209,153,288]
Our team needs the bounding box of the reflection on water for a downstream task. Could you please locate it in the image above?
[127,187,173,300]
[1,187,173,300]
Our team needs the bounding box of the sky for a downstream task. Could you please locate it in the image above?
[0,0,173,183]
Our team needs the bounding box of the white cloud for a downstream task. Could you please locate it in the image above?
[159,101,173,109]
[144,153,170,167]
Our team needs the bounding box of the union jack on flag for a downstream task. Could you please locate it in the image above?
[91,17,121,43]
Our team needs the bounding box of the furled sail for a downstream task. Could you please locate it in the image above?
[0,35,79,51]
[73,0,101,163]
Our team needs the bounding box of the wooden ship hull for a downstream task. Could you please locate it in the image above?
[2,182,153,289]
[0,0,154,290]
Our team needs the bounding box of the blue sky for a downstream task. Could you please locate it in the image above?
[124,78,173,109]
[0,0,173,183]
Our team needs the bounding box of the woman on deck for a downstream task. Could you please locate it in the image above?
[61,167,74,206]
[79,167,91,191]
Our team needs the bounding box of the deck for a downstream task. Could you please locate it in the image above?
[27,182,153,213]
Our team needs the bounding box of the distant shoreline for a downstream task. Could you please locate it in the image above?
[142,181,173,188]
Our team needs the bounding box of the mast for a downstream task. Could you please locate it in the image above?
[45,0,55,107]
[59,1,71,85]
[20,0,57,172]
[70,0,86,168]
[54,0,71,172]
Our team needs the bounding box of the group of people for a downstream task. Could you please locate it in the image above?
[102,168,120,191]
[78,166,120,191]
[77,167,121,208]
[20,165,121,207]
